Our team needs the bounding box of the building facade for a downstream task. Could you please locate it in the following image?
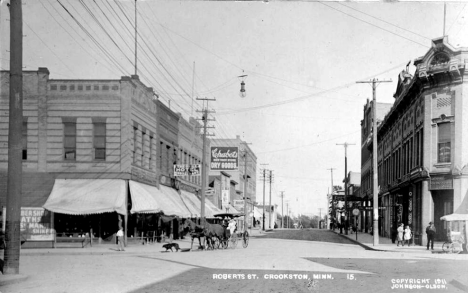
[0,69,221,247]
[209,136,257,203]
[361,37,468,245]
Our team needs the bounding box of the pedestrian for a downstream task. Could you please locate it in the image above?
[228,218,237,239]
[426,221,436,250]
[396,223,404,246]
[116,227,125,251]
[391,225,397,244]
[404,225,412,246]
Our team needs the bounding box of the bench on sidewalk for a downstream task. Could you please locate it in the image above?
[54,233,92,248]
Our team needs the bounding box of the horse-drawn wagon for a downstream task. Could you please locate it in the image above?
[183,212,249,250]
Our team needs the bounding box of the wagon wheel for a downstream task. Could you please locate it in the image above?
[452,242,462,254]
[242,231,249,248]
[442,242,451,252]
[230,234,238,249]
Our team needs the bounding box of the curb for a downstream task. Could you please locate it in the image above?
[0,274,29,286]
[332,231,385,251]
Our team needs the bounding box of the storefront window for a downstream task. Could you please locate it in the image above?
[438,123,451,163]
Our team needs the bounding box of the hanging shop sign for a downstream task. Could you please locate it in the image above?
[173,164,201,176]
[221,190,230,209]
[233,200,244,209]
[210,147,239,171]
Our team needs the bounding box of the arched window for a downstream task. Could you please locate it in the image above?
[430,53,450,66]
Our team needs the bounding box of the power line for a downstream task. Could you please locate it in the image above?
[318,2,430,48]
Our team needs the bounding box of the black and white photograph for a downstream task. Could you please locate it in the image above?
[0,0,468,292]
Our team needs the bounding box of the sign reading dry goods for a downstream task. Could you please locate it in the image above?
[211,147,239,170]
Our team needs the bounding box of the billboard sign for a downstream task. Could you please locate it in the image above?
[174,164,201,176]
[210,147,239,171]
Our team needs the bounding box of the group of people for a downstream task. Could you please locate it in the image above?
[395,223,413,246]
[394,221,437,249]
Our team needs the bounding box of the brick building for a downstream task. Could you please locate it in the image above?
[360,37,468,245]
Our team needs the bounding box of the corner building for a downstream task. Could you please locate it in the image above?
[361,37,468,245]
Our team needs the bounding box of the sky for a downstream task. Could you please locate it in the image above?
[1,0,468,219]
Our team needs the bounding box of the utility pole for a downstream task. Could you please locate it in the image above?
[134,0,138,76]
[260,164,269,231]
[4,0,23,275]
[357,78,392,246]
[318,208,323,229]
[240,142,252,232]
[336,142,355,235]
[327,168,335,229]
[268,170,274,229]
[279,191,285,228]
[196,98,216,224]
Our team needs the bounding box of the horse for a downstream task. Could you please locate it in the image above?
[183,219,206,250]
[202,221,227,248]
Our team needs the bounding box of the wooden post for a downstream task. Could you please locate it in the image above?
[4,0,23,275]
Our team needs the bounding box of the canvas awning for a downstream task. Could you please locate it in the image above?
[128,180,161,214]
[179,190,223,218]
[205,197,223,217]
[440,194,468,221]
[158,185,192,218]
[43,179,127,215]
[179,190,200,217]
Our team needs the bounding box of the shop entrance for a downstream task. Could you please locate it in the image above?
[432,190,453,241]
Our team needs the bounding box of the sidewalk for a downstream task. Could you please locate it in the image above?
[334,230,444,254]
[0,227,266,287]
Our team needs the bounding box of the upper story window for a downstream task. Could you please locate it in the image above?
[63,122,76,160]
[22,121,27,160]
[438,122,451,163]
[430,53,450,66]
[93,122,106,160]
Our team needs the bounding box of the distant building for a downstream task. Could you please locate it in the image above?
[209,136,257,203]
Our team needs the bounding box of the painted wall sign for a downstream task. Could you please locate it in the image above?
[430,177,453,190]
[20,207,54,241]
[210,147,239,170]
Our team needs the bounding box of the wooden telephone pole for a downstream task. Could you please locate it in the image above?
[356,78,392,246]
[196,98,215,223]
[4,0,24,275]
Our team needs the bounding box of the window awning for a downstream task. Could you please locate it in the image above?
[128,180,161,214]
[43,179,127,215]
[179,190,201,217]
[205,196,224,217]
[179,190,224,218]
[153,185,192,218]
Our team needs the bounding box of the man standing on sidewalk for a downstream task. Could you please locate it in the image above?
[426,222,436,250]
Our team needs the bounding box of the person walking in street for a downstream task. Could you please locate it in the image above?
[426,221,436,250]
[404,225,412,246]
[396,223,404,246]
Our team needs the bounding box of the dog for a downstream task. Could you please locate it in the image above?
[162,243,180,252]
